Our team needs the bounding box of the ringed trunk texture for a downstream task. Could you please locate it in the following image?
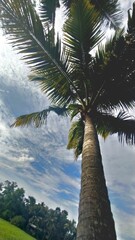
[76,115,117,240]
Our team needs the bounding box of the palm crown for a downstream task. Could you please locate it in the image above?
[1,0,135,157]
[1,0,135,239]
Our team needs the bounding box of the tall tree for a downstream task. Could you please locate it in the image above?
[0,0,135,239]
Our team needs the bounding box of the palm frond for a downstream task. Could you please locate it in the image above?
[39,0,60,27]
[116,111,135,144]
[90,0,122,29]
[95,111,135,144]
[0,0,78,105]
[11,106,68,128]
[61,0,72,9]
[63,0,103,104]
[63,0,103,66]
[61,0,72,15]
[96,29,125,60]
[62,0,122,29]
[91,29,135,111]
[67,119,84,159]
[29,35,76,105]
[68,104,82,120]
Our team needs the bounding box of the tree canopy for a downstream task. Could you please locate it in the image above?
[0,180,76,240]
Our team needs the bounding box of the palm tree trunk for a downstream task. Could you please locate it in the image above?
[76,114,117,240]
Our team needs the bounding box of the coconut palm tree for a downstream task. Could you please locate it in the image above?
[1,0,135,239]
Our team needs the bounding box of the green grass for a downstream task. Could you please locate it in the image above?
[0,218,36,240]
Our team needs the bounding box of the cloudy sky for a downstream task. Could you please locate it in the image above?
[0,1,135,240]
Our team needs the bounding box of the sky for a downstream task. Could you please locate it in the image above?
[0,1,135,240]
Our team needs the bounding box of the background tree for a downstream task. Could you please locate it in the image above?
[1,1,135,239]
[0,181,25,221]
[0,181,76,240]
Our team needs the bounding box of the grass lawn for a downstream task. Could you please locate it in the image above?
[0,218,36,240]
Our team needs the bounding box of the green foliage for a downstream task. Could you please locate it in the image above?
[1,0,135,158]
[95,111,135,144]
[90,0,122,28]
[0,218,35,240]
[63,0,103,59]
[0,0,74,106]
[62,0,122,29]
[11,106,68,127]
[0,181,25,221]
[39,0,60,26]
[67,119,84,159]
[11,216,26,230]
[0,181,76,240]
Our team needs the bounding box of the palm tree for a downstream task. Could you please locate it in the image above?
[1,0,135,239]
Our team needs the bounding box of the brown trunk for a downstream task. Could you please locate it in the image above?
[76,115,117,240]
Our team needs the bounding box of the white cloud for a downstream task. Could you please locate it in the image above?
[112,205,135,240]
[100,136,135,189]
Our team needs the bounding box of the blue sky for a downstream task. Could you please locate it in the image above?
[0,1,135,240]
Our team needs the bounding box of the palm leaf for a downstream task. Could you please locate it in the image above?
[90,0,122,29]
[67,119,84,159]
[91,30,135,111]
[11,106,68,128]
[62,0,122,29]
[95,111,135,144]
[61,0,72,9]
[39,0,60,26]
[63,0,103,104]
[68,104,82,120]
[29,35,76,105]
[0,0,79,105]
[63,0,103,65]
